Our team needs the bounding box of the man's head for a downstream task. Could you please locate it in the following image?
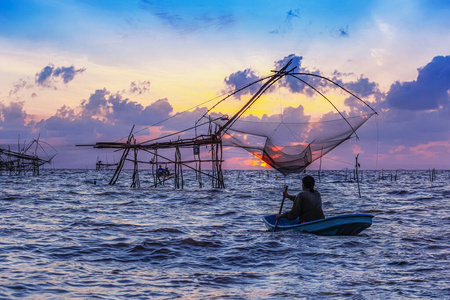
[302,175,315,191]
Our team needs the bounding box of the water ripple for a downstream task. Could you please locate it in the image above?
[0,169,448,299]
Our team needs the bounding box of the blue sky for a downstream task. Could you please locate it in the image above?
[0,0,449,170]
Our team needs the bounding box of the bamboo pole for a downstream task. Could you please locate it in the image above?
[109,125,134,185]
[318,146,323,182]
[355,154,361,198]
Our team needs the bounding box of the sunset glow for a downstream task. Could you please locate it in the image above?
[1,1,449,170]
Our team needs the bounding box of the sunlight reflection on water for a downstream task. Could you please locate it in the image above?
[0,169,449,298]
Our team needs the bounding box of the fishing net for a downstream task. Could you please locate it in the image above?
[214,113,375,176]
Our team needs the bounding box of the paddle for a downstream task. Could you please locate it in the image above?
[274,186,288,232]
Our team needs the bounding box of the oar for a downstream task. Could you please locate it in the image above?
[274,186,288,232]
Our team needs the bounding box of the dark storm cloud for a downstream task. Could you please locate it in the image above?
[385,55,450,111]
[35,64,85,87]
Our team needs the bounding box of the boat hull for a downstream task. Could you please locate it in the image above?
[263,214,374,235]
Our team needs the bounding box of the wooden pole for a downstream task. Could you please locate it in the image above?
[109,125,134,185]
[274,186,288,232]
[355,154,361,198]
[131,138,140,188]
[318,146,323,182]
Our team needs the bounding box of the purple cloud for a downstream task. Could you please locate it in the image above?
[140,98,173,123]
[35,65,54,87]
[0,101,31,138]
[31,88,176,144]
[223,69,262,100]
[3,54,449,169]
[0,101,27,127]
[274,54,326,95]
[35,64,85,87]
[128,80,151,94]
[9,79,31,97]
[343,77,380,98]
[385,55,450,111]
[79,89,173,126]
[53,66,86,84]
[333,75,384,114]
[80,89,109,118]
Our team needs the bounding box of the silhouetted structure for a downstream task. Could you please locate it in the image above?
[79,59,376,189]
[0,136,57,176]
[95,156,118,171]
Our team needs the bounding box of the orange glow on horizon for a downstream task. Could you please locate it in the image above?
[247,152,272,169]
[290,141,309,147]
[269,145,284,152]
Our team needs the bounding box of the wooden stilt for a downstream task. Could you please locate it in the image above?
[355,154,361,198]
[131,138,140,188]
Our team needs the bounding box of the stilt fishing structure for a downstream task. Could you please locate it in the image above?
[85,121,225,188]
[0,136,57,176]
[95,156,119,171]
[79,59,377,189]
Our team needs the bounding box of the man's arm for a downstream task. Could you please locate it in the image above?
[276,192,295,220]
[276,193,299,220]
[283,191,295,201]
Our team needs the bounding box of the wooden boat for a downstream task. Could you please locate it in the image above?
[157,173,175,183]
[263,213,374,235]
[159,173,175,180]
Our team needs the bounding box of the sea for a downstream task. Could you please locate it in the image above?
[0,169,449,299]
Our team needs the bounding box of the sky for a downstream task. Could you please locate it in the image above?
[0,0,449,171]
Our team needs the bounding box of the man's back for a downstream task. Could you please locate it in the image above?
[284,190,325,223]
[296,190,325,223]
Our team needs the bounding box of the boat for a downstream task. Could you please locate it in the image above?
[263,214,374,235]
[157,173,175,182]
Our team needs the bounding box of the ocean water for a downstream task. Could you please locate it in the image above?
[0,169,449,299]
